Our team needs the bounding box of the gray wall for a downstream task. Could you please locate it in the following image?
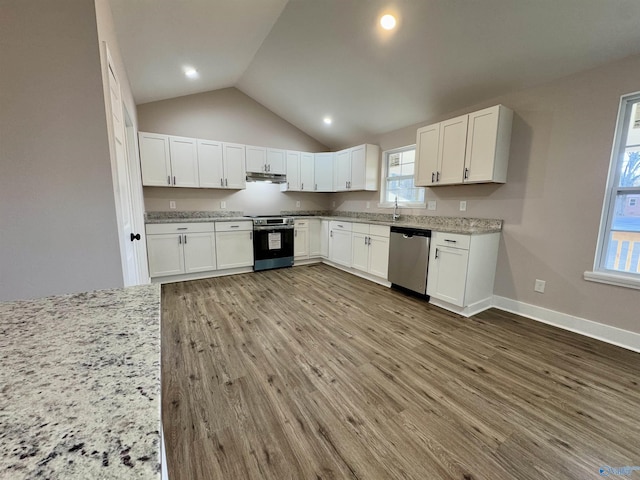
[333,53,640,334]
[138,88,332,214]
[0,0,123,301]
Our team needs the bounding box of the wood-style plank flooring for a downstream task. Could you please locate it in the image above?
[161,264,640,480]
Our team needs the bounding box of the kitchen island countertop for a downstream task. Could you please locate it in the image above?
[0,284,161,479]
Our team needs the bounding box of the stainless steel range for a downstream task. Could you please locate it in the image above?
[247,216,295,271]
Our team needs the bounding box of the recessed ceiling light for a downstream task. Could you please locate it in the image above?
[380,14,396,30]
[184,67,198,79]
[323,117,333,125]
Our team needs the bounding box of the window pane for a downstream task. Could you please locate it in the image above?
[626,101,640,147]
[384,147,424,205]
[618,147,640,187]
[400,149,415,164]
[605,194,640,273]
[401,162,414,176]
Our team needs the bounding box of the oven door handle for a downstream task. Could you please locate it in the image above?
[253,226,294,231]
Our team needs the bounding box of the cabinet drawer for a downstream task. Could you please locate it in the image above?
[330,221,352,232]
[146,222,215,235]
[433,231,471,250]
[369,224,390,238]
[294,219,309,228]
[215,220,253,232]
[352,223,370,234]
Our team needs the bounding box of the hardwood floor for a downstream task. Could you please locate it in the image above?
[161,264,640,480]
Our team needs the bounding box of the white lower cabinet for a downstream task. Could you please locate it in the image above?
[351,223,390,279]
[329,221,352,267]
[146,223,216,277]
[319,220,330,258]
[215,221,254,269]
[309,219,322,257]
[294,219,310,260]
[427,231,500,309]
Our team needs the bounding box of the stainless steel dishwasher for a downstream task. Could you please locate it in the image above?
[388,226,431,295]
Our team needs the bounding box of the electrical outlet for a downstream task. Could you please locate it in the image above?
[296,201,301,207]
[459,201,467,212]
[366,201,370,209]
[534,279,546,293]
[220,201,226,209]
[169,201,176,209]
[427,201,437,211]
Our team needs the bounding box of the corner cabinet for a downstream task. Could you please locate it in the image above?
[415,105,513,187]
[427,231,500,316]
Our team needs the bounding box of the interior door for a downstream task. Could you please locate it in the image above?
[105,44,139,286]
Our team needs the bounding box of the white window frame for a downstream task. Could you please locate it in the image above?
[379,145,425,208]
[585,91,640,289]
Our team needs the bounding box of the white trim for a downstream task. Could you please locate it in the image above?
[161,424,169,480]
[150,266,253,284]
[492,295,640,353]
[294,257,323,266]
[584,270,640,290]
[322,259,392,287]
[429,297,493,318]
[379,144,425,207]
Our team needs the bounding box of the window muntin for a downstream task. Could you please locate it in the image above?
[382,146,425,206]
[597,94,640,276]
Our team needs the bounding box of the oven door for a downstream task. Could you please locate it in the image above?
[253,225,294,270]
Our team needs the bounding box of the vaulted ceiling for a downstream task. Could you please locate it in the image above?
[109,0,640,149]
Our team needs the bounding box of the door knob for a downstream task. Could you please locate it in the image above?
[130,233,141,241]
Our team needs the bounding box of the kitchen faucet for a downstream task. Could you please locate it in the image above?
[393,196,400,221]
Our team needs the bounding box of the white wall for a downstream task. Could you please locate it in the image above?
[0,0,123,301]
[335,53,640,335]
[138,88,332,214]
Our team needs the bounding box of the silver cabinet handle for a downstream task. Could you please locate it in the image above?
[436,171,440,182]
[178,235,181,244]
[364,236,367,245]
[225,178,228,187]
[230,225,239,228]
[315,183,317,190]
[301,183,304,190]
[434,248,439,259]
[220,178,223,187]
[184,234,187,244]
[330,230,333,237]
[173,176,177,185]
[249,231,253,240]
[287,182,290,189]
[168,175,171,185]
[444,239,457,243]
[431,172,435,183]
[177,227,187,230]
[295,230,298,237]
[464,167,469,179]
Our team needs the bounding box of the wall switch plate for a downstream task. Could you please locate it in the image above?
[460,201,467,212]
[534,279,546,293]
[427,201,437,211]
[366,201,370,209]
[296,201,301,207]
[169,201,176,209]
[220,201,226,209]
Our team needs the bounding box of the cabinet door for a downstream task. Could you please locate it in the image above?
[216,230,254,269]
[314,153,334,192]
[147,234,184,277]
[330,229,352,267]
[197,140,224,188]
[334,148,351,191]
[309,219,322,257]
[368,235,390,279]
[464,106,499,183]
[285,151,300,191]
[349,145,366,191]
[320,220,330,258]
[267,148,286,174]
[351,232,369,272]
[245,146,266,173]
[414,124,440,186]
[139,132,171,186]
[294,227,309,259]
[169,136,199,187]
[427,245,469,307]
[223,142,246,189]
[183,232,216,273]
[438,115,468,185]
[299,152,315,191]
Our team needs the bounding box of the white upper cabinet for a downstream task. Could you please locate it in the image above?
[333,144,380,191]
[198,140,246,189]
[169,136,199,187]
[266,148,286,174]
[283,151,300,191]
[139,132,171,186]
[299,152,315,192]
[464,105,513,183]
[314,152,334,192]
[245,145,267,173]
[415,105,513,186]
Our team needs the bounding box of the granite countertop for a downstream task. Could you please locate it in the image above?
[144,211,502,234]
[0,284,161,479]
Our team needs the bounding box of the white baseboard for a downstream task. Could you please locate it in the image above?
[492,295,640,353]
[429,297,493,318]
[322,260,391,287]
[150,266,253,284]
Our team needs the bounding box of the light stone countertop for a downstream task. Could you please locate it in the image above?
[0,284,161,479]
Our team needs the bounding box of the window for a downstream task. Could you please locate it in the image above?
[589,92,640,287]
[380,145,425,207]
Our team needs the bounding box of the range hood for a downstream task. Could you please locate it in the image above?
[246,172,287,184]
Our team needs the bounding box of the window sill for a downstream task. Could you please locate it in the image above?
[583,270,640,290]
[378,202,426,209]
